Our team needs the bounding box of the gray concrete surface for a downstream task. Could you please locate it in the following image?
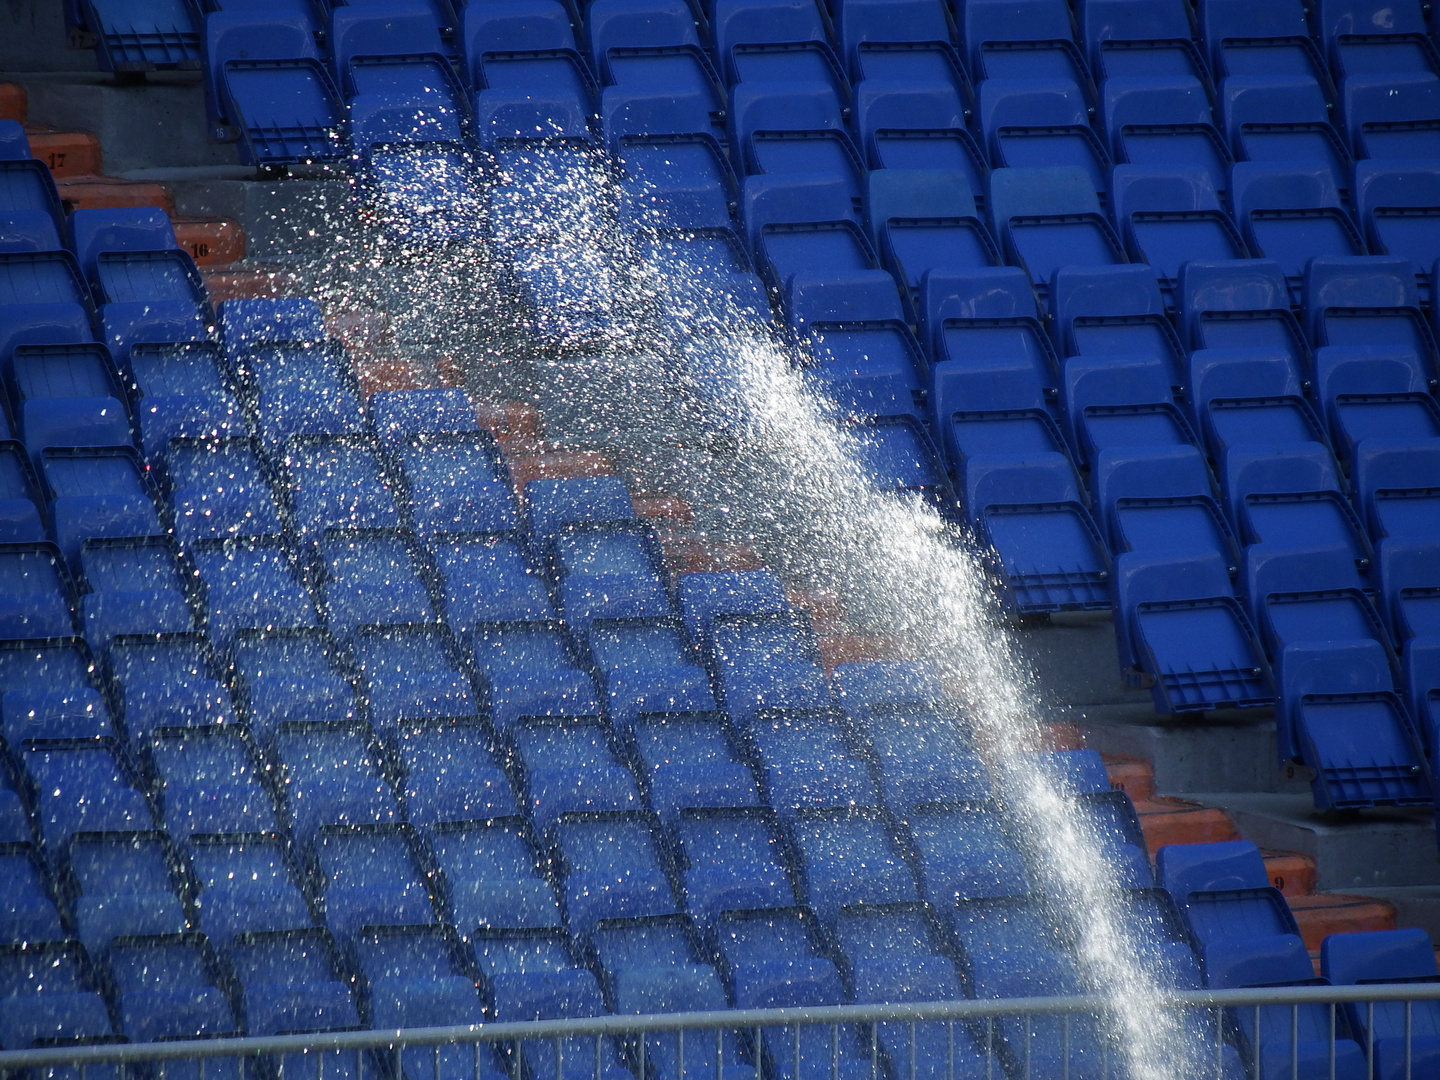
[170,176,354,260]
[0,2,96,72]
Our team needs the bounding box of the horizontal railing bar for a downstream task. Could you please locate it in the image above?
[3,984,1439,1069]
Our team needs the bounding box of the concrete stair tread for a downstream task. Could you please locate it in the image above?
[172,217,245,266]
[1103,753,1156,803]
[0,82,26,122]
[473,401,543,443]
[1133,795,1240,854]
[508,450,617,496]
[1262,850,1319,898]
[1289,893,1397,951]
[55,173,175,213]
[24,126,101,177]
[818,634,907,672]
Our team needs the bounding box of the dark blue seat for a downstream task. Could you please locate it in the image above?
[674,806,798,925]
[470,620,601,733]
[586,618,716,732]
[0,251,90,312]
[349,623,476,732]
[0,156,65,242]
[625,711,760,825]
[1103,75,1231,200]
[1317,0,1439,79]
[1111,167,1248,293]
[463,0,595,128]
[1197,0,1330,87]
[1354,163,1440,294]
[60,829,192,958]
[554,521,673,631]
[397,432,519,538]
[747,707,879,817]
[1177,258,1310,368]
[1221,76,1350,201]
[192,535,320,646]
[0,543,76,641]
[430,817,563,933]
[313,822,437,942]
[1051,263,1185,389]
[234,342,366,446]
[831,660,945,714]
[988,167,1125,297]
[1063,354,1196,468]
[0,940,116,1050]
[962,0,1093,91]
[853,80,988,196]
[1378,538,1440,645]
[1230,164,1367,288]
[130,346,245,469]
[230,628,359,744]
[218,298,327,352]
[76,0,200,71]
[433,533,555,634]
[395,717,516,828]
[1342,71,1440,161]
[205,12,346,165]
[787,807,919,922]
[103,934,238,1043]
[316,528,439,638]
[10,343,131,464]
[834,0,964,86]
[77,536,196,653]
[99,301,208,372]
[1322,928,1440,1080]
[0,843,64,943]
[271,720,402,853]
[713,0,846,98]
[730,80,863,197]
[1080,0,1208,84]
[282,434,404,536]
[607,98,736,228]
[586,0,723,112]
[1096,443,1239,573]
[67,207,205,313]
[846,417,954,507]
[512,718,641,836]
[979,79,1110,203]
[41,449,165,573]
[904,803,1031,906]
[1314,345,1440,458]
[372,388,482,445]
[0,635,95,700]
[146,726,278,842]
[526,476,636,557]
[1306,256,1439,392]
[1353,439,1440,541]
[105,632,237,748]
[741,173,891,297]
[551,810,679,938]
[676,570,789,650]
[330,2,467,116]
[1187,347,1330,465]
[851,702,989,813]
[710,613,832,726]
[186,833,316,944]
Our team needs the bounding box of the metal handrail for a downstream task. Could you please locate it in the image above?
[2,984,1438,1068]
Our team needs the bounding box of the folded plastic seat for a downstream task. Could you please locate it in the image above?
[1321,928,1440,1080]
[549,810,680,938]
[433,532,556,635]
[511,717,642,836]
[396,431,520,538]
[0,940,117,1052]
[833,0,967,87]
[785,806,919,923]
[205,11,347,166]
[713,906,871,1080]
[470,620,602,733]
[280,433,405,536]
[39,446,164,575]
[146,726,280,843]
[1186,347,1333,470]
[1342,69,1440,161]
[1050,263,1186,390]
[0,542,77,640]
[315,527,441,638]
[0,251,92,315]
[77,536,197,653]
[853,80,988,195]
[68,207,206,315]
[219,297,327,353]
[130,348,246,469]
[394,717,516,828]
[1111,167,1248,292]
[987,167,1125,298]
[624,711,760,827]
[330,3,468,115]
[1316,0,1440,80]
[553,520,674,631]
[191,535,321,646]
[526,475,636,558]
[312,822,438,942]
[709,612,832,727]
[978,78,1111,203]
[1096,443,1239,574]
[849,701,991,814]
[676,569,790,651]
[729,80,864,198]
[1313,344,1440,457]
[1062,354,1197,471]
[585,618,717,732]
[1178,259,1310,369]
[1353,163,1440,300]
[430,817,563,933]
[0,304,93,391]
[10,344,132,465]
[463,0,596,127]
[0,152,66,244]
[105,632,238,748]
[604,89,736,228]
[1103,75,1232,201]
[0,841,65,942]
[1352,439,1440,541]
[1221,76,1351,201]
[270,719,402,853]
[673,806,798,925]
[1079,0,1209,85]
[230,628,360,743]
[77,0,201,71]
[586,0,724,114]
[902,802,1030,907]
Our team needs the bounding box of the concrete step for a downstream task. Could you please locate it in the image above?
[1134,796,1240,855]
[1104,753,1156,802]
[55,174,174,213]
[198,265,302,301]
[818,635,907,672]
[25,126,101,177]
[1263,850,1319,898]
[1290,894,1397,951]
[658,533,766,576]
[172,217,245,265]
[0,83,26,121]
[474,402,543,445]
[508,450,617,497]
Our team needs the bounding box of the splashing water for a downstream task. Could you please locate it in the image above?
[284,138,1210,1079]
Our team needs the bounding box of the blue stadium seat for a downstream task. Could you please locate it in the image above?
[271,720,402,852]
[853,80,987,195]
[834,0,962,85]
[1079,0,1209,85]
[550,810,680,937]
[1177,259,1310,368]
[129,346,245,468]
[76,0,200,71]
[146,726,279,843]
[470,620,602,733]
[463,0,596,129]
[1225,441,1363,562]
[395,717,516,828]
[676,570,790,650]
[430,817,563,933]
[1342,71,1440,161]
[1196,0,1330,87]
[747,707,878,817]
[978,79,1110,203]
[9,344,130,467]
[852,702,990,813]
[527,476,635,556]
[230,628,358,743]
[1186,347,1330,465]
[512,717,641,835]
[992,747,1111,796]
[0,251,89,312]
[1111,166,1249,292]
[0,940,116,1051]
[1306,256,1439,392]
[831,659,945,713]
[730,81,863,197]
[349,623,476,731]
[77,536,196,652]
[330,3,466,115]
[1378,538,1440,645]
[904,803,1031,906]
[234,342,366,446]
[67,208,205,313]
[204,12,347,166]
[1103,75,1231,200]
[312,822,437,942]
[103,934,239,1043]
[0,304,93,389]
[1095,443,1238,571]
[280,433,404,536]
[1062,354,1196,469]
[1050,263,1185,389]
[0,543,76,640]
[709,612,832,726]
[105,632,237,748]
[433,533,555,634]
[397,432,519,538]
[1322,929,1440,1080]
[714,906,871,1080]
[191,535,320,646]
[1316,0,1439,79]
[0,636,95,699]
[1114,551,1273,713]
[0,843,65,942]
[786,806,919,922]
[218,298,326,352]
[1220,76,1351,200]
[1353,439,1440,541]
[1230,164,1368,287]
[553,521,673,631]
[586,0,723,112]
[1314,345,1440,458]
[674,806,798,925]
[372,388,481,445]
[586,618,716,732]
[961,0,1093,92]
[1354,163,1440,294]
[606,96,735,227]
[846,417,955,506]
[625,710,760,825]
[988,167,1125,297]
[713,0,846,96]
[0,155,65,241]
[60,829,192,957]
[315,528,440,638]
[98,302,208,372]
